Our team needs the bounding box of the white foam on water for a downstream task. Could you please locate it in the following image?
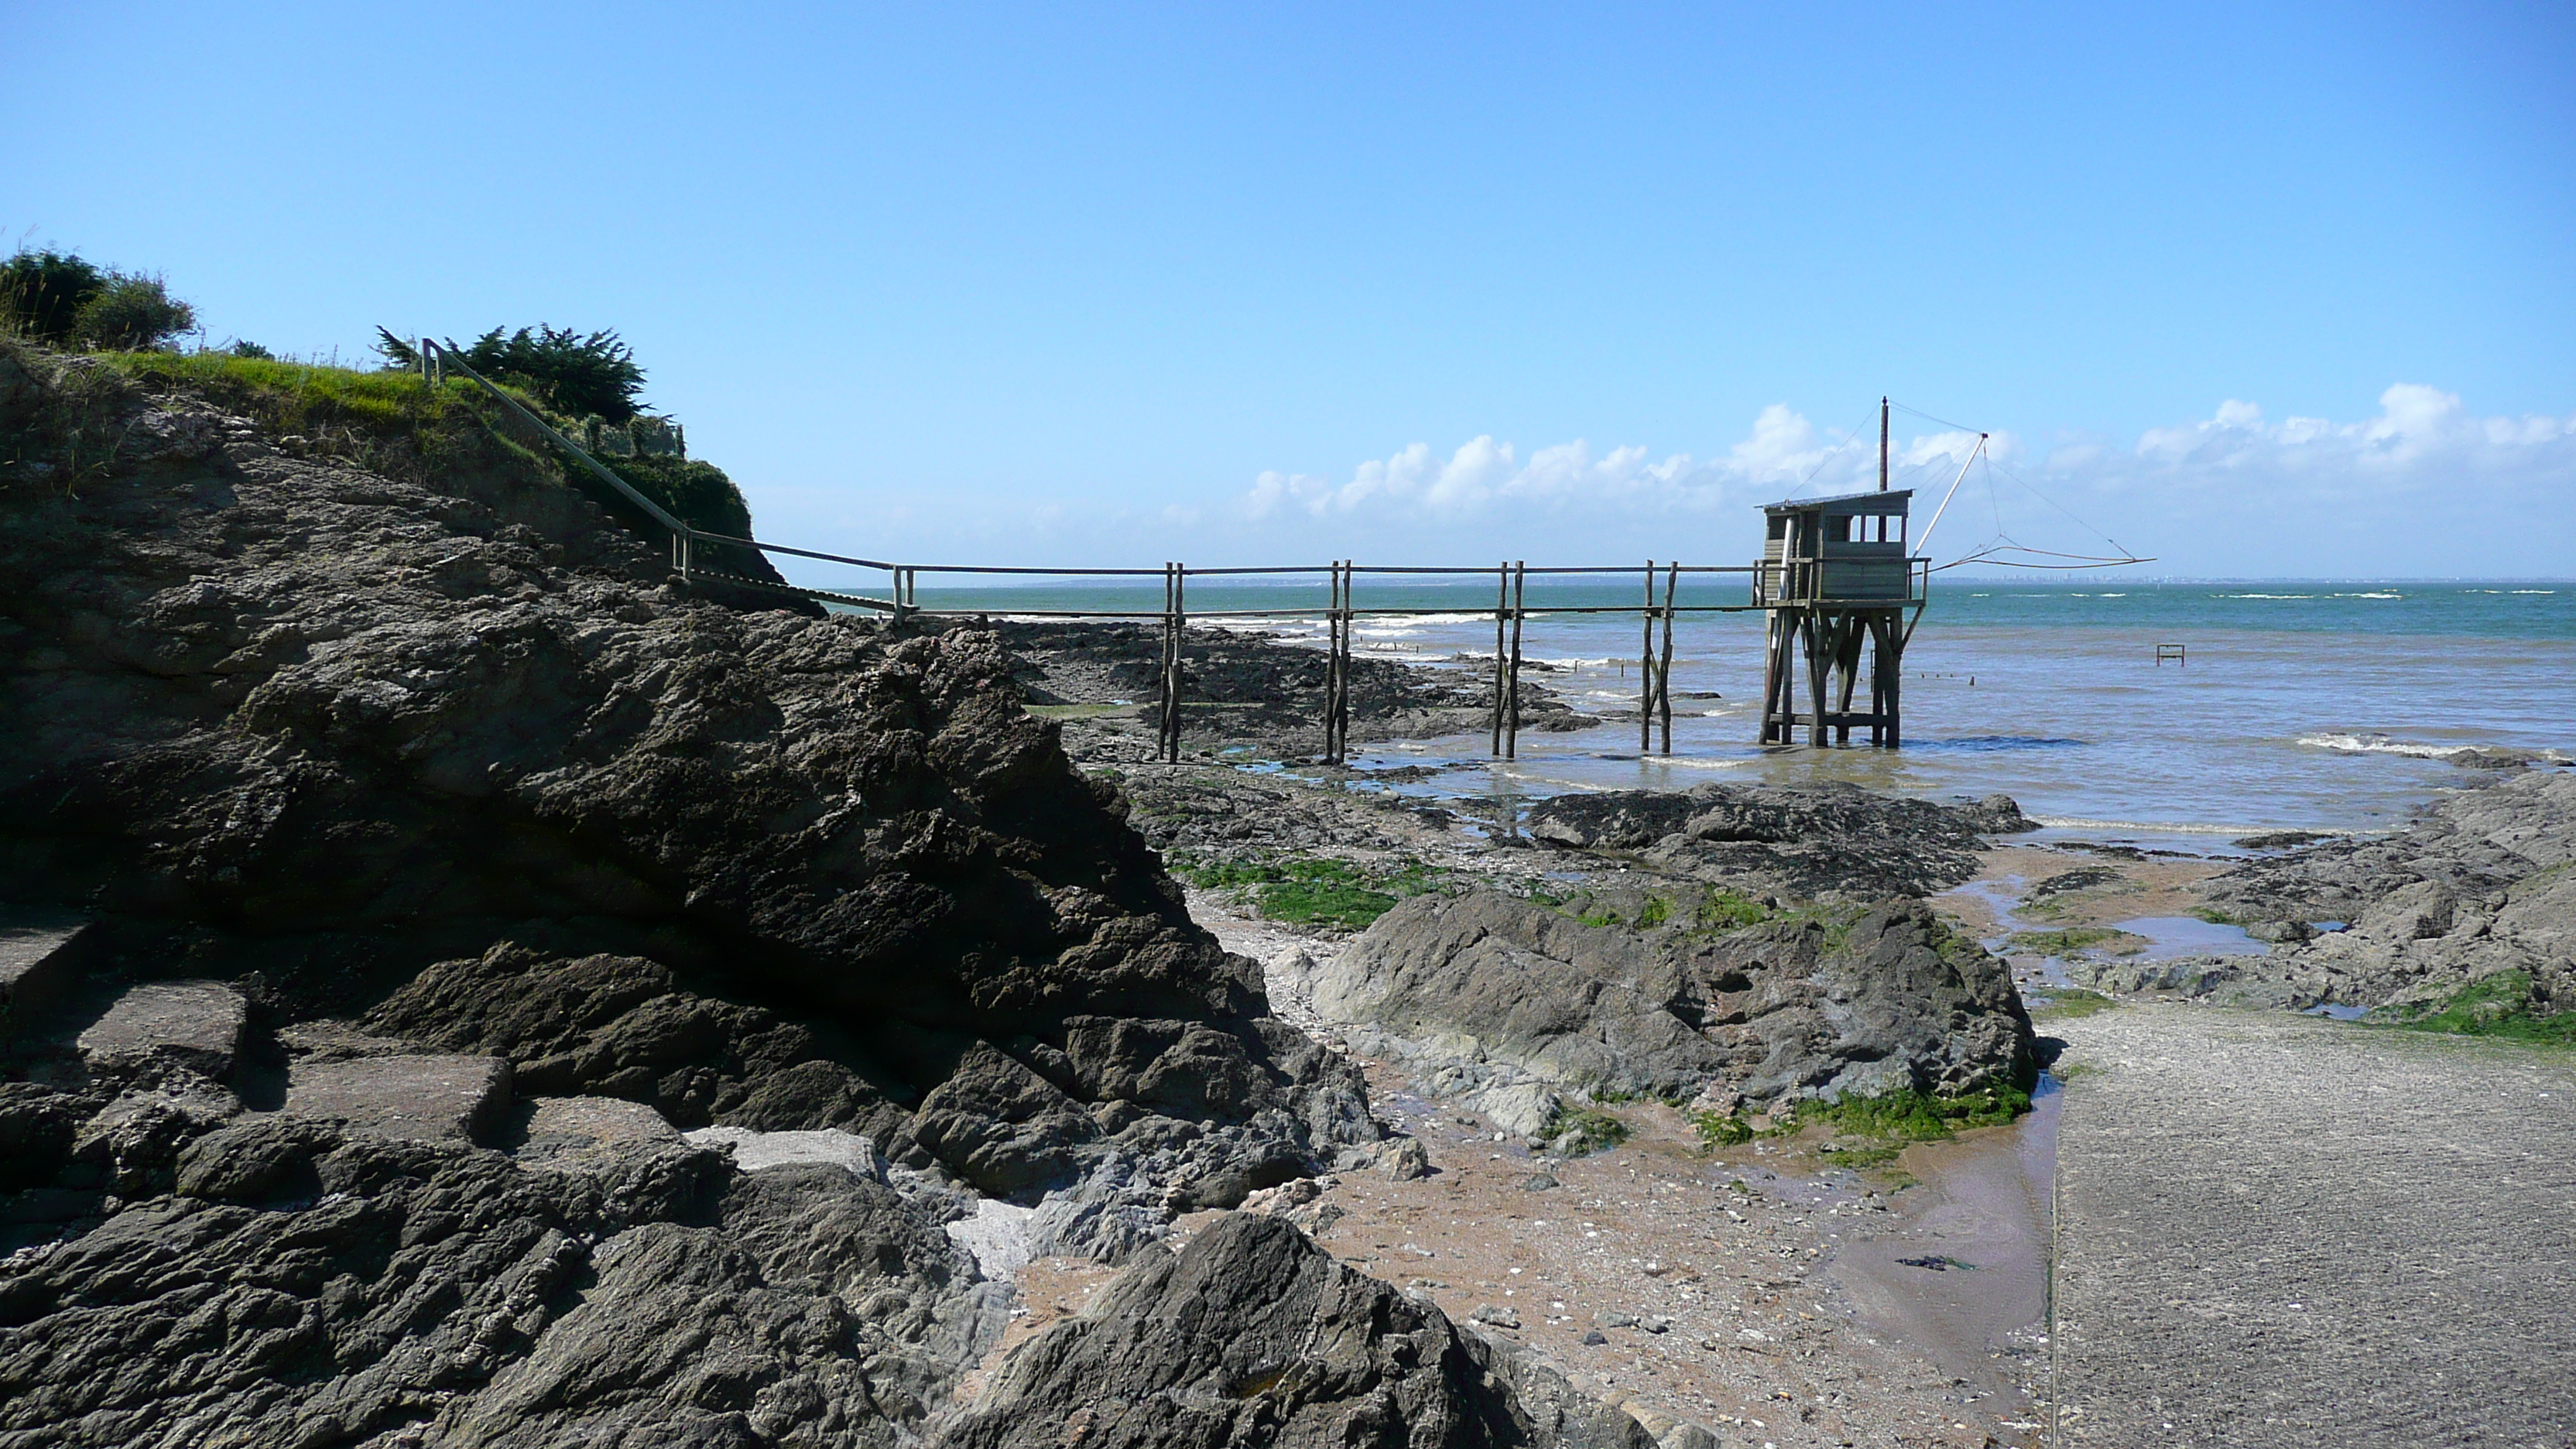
[1356,613,1492,635]
[2335,591,2403,600]
[2513,589,2557,594]
[2029,815,2283,836]
[2298,732,2571,765]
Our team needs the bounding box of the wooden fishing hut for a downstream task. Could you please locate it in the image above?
[1754,469,1925,747]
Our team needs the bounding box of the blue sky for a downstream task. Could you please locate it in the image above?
[9,2,2572,577]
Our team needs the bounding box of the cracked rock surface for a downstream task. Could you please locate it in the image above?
[2,349,1693,1447]
[1305,891,2036,1130]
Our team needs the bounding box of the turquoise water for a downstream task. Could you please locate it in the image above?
[841,576,2574,840]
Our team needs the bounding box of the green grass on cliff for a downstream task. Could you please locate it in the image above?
[46,348,757,540]
[92,349,479,433]
[2372,971,2576,1046]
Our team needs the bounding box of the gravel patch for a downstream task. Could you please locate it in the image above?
[2050,1005,2576,1447]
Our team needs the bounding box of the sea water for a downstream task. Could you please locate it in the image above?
[875,577,2574,843]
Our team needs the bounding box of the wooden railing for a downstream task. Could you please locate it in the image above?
[419,338,1926,762]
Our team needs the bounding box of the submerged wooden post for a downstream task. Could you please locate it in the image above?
[1505,562,1526,759]
[1160,563,1187,762]
[1658,562,1677,754]
[1490,563,1509,756]
[1324,561,1353,765]
[1639,561,1656,752]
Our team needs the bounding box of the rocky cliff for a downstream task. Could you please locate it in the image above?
[0,345,1662,1446]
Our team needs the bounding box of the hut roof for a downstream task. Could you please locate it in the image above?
[1761,488,1913,517]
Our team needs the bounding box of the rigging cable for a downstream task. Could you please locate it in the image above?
[1889,399,2153,567]
[1985,454,2145,563]
[1786,412,1881,496]
[1889,399,1989,436]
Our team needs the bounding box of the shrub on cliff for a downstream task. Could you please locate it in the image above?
[599,452,755,539]
[379,324,647,423]
[2,252,197,351]
[72,272,196,351]
[0,250,104,343]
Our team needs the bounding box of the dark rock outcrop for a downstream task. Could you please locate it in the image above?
[2187,769,2576,1014]
[930,1211,1654,1449]
[0,348,1679,1445]
[1526,782,2030,899]
[0,1127,1009,1447]
[0,348,1483,1439]
[1299,890,2036,1137]
[0,345,1368,1197]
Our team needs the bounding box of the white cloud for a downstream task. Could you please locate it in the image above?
[1224,387,2574,574]
[2112,385,2573,497]
[1238,410,1995,529]
[761,387,2575,579]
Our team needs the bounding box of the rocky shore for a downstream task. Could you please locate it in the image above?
[0,346,1503,1447]
[15,341,2559,1447]
[2011,770,2576,1024]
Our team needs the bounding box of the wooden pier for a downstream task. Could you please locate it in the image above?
[418,337,1942,766]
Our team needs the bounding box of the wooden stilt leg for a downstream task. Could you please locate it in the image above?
[1658,562,1677,755]
[1834,618,1864,744]
[1491,564,1508,757]
[1639,560,1655,753]
[1506,563,1526,759]
[1805,615,1831,747]
[1884,615,1903,748]
[1160,564,1178,762]
[1875,611,1896,742]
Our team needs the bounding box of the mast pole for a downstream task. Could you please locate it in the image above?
[1879,396,1889,492]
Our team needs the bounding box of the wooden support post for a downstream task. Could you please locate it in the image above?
[1882,614,1903,748]
[1160,563,1187,762]
[1341,561,1353,762]
[1833,617,1864,744]
[1505,563,1526,759]
[1490,563,1509,757]
[1875,611,1896,742]
[1332,563,1346,764]
[1759,612,1786,745]
[1156,564,1170,761]
[1658,563,1677,755]
[1639,560,1656,752]
[1805,615,1831,747]
[1324,561,1352,765]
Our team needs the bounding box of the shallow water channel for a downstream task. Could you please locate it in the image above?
[1824,1074,2064,1395]
[1814,868,2280,1399]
